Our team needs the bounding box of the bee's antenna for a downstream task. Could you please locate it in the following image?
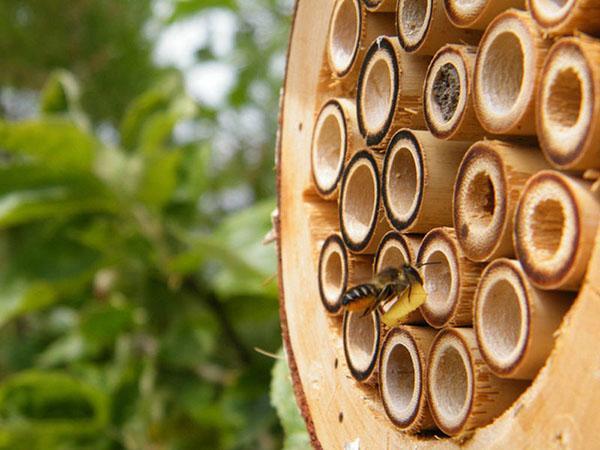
[416,261,441,268]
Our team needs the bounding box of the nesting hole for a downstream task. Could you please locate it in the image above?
[314,113,344,190]
[432,63,460,122]
[433,346,468,418]
[387,146,418,219]
[347,312,378,371]
[379,246,407,271]
[344,163,377,243]
[480,279,523,361]
[323,249,344,304]
[465,172,496,228]
[481,32,524,114]
[364,58,394,131]
[329,0,360,73]
[385,343,417,412]
[400,0,428,40]
[547,68,582,128]
[531,199,565,259]
[423,251,452,312]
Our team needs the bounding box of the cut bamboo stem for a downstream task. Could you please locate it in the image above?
[537,36,600,170]
[318,234,372,316]
[311,99,361,199]
[427,328,529,436]
[379,326,437,433]
[327,0,396,78]
[374,231,424,323]
[424,44,485,140]
[357,36,430,150]
[453,140,549,262]
[416,227,485,328]
[474,258,573,380]
[396,0,480,55]
[514,170,600,291]
[340,150,390,254]
[381,129,469,233]
[363,0,397,13]
[473,10,551,136]
[343,309,382,383]
[527,0,600,36]
[444,0,525,30]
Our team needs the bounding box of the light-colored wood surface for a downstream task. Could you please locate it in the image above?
[277,1,600,448]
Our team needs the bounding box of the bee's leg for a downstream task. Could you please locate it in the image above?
[407,283,412,303]
[361,286,392,317]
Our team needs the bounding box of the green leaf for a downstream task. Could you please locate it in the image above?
[136,150,183,209]
[270,351,310,450]
[0,119,98,171]
[0,279,57,329]
[169,0,238,22]
[40,71,90,130]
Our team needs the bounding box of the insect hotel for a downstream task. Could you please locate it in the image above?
[276,0,600,447]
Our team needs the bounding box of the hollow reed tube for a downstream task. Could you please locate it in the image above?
[379,326,437,433]
[396,0,480,55]
[474,258,573,380]
[343,309,382,384]
[527,0,600,36]
[363,0,397,13]
[381,129,469,233]
[416,227,485,328]
[427,328,529,436]
[340,150,390,254]
[424,44,485,140]
[473,10,551,136]
[357,36,429,150]
[537,35,600,170]
[453,140,548,262]
[514,170,600,291]
[444,0,525,30]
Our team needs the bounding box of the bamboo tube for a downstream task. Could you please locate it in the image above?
[427,328,529,436]
[327,0,396,78]
[343,309,382,383]
[453,140,549,262]
[416,227,485,328]
[514,170,600,291]
[423,44,486,140]
[473,10,551,136]
[311,99,361,199]
[527,0,600,36]
[381,129,469,233]
[363,0,397,13]
[443,0,525,30]
[374,231,425,323]
[356,36,430,150]
[379,326,437,433]
[474,259,573,380]
[537,36,600,170]
[340,150,390,254]
[396,0,480,55]
[318,234,373,316]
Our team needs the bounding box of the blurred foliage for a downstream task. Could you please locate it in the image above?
[0,0,308,449]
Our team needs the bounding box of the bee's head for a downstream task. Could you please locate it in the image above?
[403,263,423,284]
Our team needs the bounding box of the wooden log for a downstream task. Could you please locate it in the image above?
[319,234,372,315]
[527,0,600,36]
[473,10,551,136]
[339,150,390,253]
[356,36,430,150]
[396,0,480,55]
[379,326,437,432]
[514,170,600,291]
[537,35,600,170]
[423,44,485,140]
[453,140,548,262]
[444,0,525,30]
[327,0,396,78]
[416,227,486,328]
[427,328,529,436]
[311,98,361,199]
[474,259,573,380]
[381,129,469,233]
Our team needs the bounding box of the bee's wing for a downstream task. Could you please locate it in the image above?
[361,284,393,317]
[381,282,428,327]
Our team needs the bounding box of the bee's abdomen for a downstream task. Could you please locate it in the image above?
[342,283,379,312]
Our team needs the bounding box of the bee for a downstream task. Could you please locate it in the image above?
[342,264,425,317]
